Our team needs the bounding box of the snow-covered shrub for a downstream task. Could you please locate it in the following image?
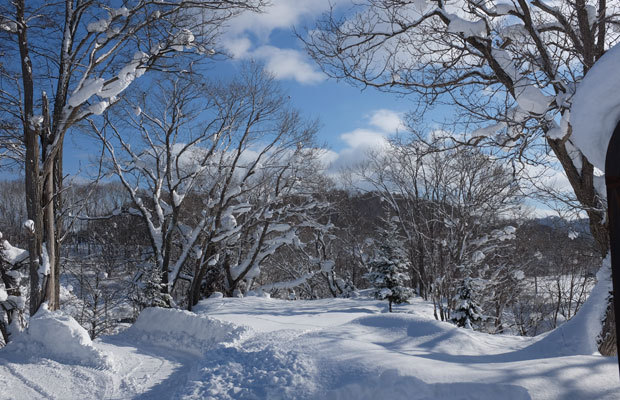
[0,232,28,346]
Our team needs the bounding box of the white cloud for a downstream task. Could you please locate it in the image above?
[252,46,325,84]
[225,37,253,58]
[317,148,339,167]
[222,38,324,84]
[220,0,349,84]
[320,108,408,175]
[220,35,325,84]
[367,109,405,132]
[340,128,390,149]
[226,0,343,41]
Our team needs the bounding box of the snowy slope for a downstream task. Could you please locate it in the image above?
[0,295,618,399]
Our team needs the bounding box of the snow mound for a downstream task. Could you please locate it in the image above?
[350,313,510,356]
[9,306,110,368]
[125,307,250,355]
[326,369,530,400]
[179,345,317,399]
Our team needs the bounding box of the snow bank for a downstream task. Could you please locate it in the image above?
[571,43,620,170]
[8,306,110,368]
[125,307,250,355]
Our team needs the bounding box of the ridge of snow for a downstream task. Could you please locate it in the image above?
[491,2,518,15]
[547,110,570,140]
[471,122,506,138]
[0,238,28,265]
[39,242,50,278]
[87,100,109,115]
[492,48,553,114]
[124,307,250,355]
[7,305,111,368]
[68,78,105,108]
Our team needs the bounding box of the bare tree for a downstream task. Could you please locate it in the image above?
[223,168,334,297]
[0,0,264,316]
[349,136,522,321]
[94,65,325,308]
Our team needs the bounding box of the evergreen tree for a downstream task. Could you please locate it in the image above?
[451,277,483,330]
[365,219,413,312]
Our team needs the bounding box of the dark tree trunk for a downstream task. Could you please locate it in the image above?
[16,1,46,316]
[41,93,58,310]
[603,122,620,357]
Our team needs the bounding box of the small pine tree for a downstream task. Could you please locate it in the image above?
[365,219,413,312]
[129,266,172,312]
[451,277,483,329]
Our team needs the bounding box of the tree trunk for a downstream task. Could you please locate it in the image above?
[598,299,616,356]
[16,1,55,316]
[43,169,57,310]
[548,137,615,355]
[41,93,58,310]
[53,148,63,308]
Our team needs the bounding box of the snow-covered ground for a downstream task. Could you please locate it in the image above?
[0,294,618,399]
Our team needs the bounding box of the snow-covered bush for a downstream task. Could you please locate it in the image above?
[0,232,28,345]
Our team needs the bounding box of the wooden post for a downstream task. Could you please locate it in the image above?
[605,122,620,368]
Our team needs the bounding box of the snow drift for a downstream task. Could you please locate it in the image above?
[0,296,618,399]
[8,305,110,368]
[348,312,529,358]
[124,307,250,355]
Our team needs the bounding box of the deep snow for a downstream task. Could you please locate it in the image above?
[0,293,618,399]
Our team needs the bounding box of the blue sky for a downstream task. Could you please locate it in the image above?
[65,0,428,178]
[61,0,569,217]
[209,0,423,168]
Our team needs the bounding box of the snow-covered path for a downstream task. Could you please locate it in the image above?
[0,296,619,399]
[0,333,198,399]
[190,297,620,399]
